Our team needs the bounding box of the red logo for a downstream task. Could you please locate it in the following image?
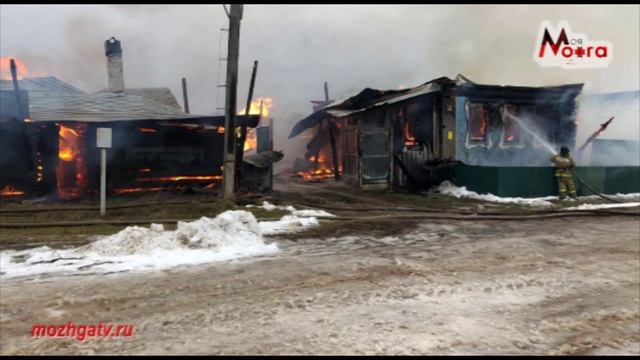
[534,21,612,69]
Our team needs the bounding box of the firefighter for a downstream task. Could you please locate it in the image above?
[550,146,578,200]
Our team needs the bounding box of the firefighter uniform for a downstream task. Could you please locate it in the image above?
[550,154,577,199]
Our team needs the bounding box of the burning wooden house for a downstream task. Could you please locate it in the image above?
[0,37,261,199]
[289,75,588,193]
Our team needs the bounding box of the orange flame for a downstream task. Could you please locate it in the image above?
[403,122,416,146]
[58,125,78,162]
[244,128,257,151]
[138,127,157,133]
[0,56,45,80]
[480,112,487,137]
[238,97,274,118]
[298,152,341,181]
[297,166,342,182]
[237,97,273,153]
[56,123,88,199]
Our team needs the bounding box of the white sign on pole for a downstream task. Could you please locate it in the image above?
[97,127,112,148]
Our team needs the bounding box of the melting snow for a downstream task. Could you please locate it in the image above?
[0,209,326,280]
[434,181,556,207]
[434,181,640,208]
[247,201,336,218]
[564,202,640,210]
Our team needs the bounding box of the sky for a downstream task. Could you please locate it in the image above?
[1,4,639,152]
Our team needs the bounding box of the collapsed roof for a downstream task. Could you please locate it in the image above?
[288,75,583,139]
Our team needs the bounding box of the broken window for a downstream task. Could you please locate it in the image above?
[500,104,524,148]
[465,101,488,147]
[397,104,422,151]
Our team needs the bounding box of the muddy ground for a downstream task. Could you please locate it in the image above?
[1,181,639,355]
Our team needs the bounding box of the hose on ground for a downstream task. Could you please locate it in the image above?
[570,169,622,203]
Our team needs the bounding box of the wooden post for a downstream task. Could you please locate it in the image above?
[237,60,259,165]
[222,4,243,201]
[181,77,190,114]
[268,117,274,190]
[10,59,35,186]
[314,82,330,170]
[324,81,329,105]
[329,120,340,181]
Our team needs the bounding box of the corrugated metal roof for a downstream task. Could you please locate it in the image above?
[0,76,215,123]
[1,76,261,125]
[288,78,450,138]
[288,74,585,139]
[326,81,442,118]
[0,76,86,95]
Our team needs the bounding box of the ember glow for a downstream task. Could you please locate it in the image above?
[112,187,165,195]
[136,175,223,182]
[0,185,25,197]
[137,127,157,133]
[297,152,341,182]
[297,166,342,182]
[480,111,488,137]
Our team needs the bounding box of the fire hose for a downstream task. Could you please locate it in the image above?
[570,169,622,203]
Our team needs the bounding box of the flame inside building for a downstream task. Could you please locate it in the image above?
[56,123,88,199]
[0,40,266,199]
[238,97,273,152]
[1,45,280,201]
[289,75,587,191]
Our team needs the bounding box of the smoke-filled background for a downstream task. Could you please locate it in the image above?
[1,4,639,168]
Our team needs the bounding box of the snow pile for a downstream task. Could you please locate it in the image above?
[1,210,320,280]
[78,223,176,256]
[434,181,556,207]
[564,202,640,211]
[77,211,265,257]
[247,201,335,218]
[581,193,640,201]
[260,215,320,235]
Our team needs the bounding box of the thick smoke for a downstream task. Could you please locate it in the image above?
[1,5,638,169]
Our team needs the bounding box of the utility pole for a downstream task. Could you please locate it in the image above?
[222,4,243,201]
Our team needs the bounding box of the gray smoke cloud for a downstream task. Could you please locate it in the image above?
[1,4,638,168]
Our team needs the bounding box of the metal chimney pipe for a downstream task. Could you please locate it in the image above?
[104,37,124,93]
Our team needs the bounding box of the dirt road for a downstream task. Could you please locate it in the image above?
[1,212,638,355]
